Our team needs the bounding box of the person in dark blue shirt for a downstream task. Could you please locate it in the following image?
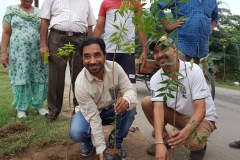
[153,0,218,64]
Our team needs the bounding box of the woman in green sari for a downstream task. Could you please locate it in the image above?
[1,0,48,118]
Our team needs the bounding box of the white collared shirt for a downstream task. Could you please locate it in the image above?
[75,60,138,154]
[39,0,96,33]
[150,60,218,122]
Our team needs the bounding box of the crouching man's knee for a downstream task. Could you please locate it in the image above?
[184,139,206,151]
[141,96,153,112]
[69,127,87,142]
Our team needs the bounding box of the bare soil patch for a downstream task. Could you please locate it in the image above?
[2,126,154,160]
[0,124,29,138]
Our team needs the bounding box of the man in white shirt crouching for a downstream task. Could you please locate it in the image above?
[69,37,138,160]
[142,35,218,160]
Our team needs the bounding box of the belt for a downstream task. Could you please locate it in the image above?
[51,28,86,37]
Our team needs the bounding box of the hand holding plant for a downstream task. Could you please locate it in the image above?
[168,130,188,148]
[114,97,129,115]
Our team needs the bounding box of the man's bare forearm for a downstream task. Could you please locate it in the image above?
[40,19,50,47]
[137,30,147,53]
[87,26,93,37]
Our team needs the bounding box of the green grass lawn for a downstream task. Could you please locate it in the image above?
[215,81,240,91]
[0,66,71,158]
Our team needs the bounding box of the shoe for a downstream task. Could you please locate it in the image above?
[108,130,127,160]
[108,130,115,148]
[189,145,207,160]
[229,140,240,149]
[147,143,171,156]
[45,115,57,123]
[81,142,94,156]
[38,108,49,116]
[17,110,27,118]
[116,143,127,160]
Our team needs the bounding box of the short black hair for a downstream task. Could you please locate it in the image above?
[79,37,106,56]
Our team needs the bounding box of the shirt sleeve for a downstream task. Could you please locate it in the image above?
[211,0,218,22]
[150,73,164,102]
[3,6,12,23]
[75,77,106,154]
[39,0,53,19]
[116,63,138,110]
[190,66,209,100]
[98,1,107,17]
[87,0,97,26]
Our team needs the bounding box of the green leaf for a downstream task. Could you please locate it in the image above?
[167,93,175,98]
[112,24,120,30]
[43,52,49,64]
[110,37,119,43]
[156,93,166,97]
[110,32,119,37]
[157,87,167,92]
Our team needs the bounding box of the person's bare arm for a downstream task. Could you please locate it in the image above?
[137,30,148,71]
[154,102,169,160]
[168,99,206,148]
[1,22,11,67]
[161,18,184,32]
[210,20,217,33]
[98,152,104,160]
[93,16,106,37]
[87,26,93,37]
[40,18,50,58]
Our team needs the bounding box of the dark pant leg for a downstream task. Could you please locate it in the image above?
[106,53,136,83]
[47,32,68,119]
[68,36,86,107]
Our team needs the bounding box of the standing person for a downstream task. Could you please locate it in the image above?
[141,36,218,160]
[93,0,148,83]
[69,37,137,160]
[39,0,96,122]
[1,0,48,118]
[153,0,218,64]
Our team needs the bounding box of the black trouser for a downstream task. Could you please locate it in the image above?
[47,31,86,119]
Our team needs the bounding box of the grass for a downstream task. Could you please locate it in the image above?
[215,81,240,91]
[0,66,71,158]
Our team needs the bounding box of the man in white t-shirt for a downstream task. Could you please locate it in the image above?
[141,35,218,160]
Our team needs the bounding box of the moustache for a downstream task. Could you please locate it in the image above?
[156,55,168,61]
[89,64,98,67]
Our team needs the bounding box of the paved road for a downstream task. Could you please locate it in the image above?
[65,67,240,160]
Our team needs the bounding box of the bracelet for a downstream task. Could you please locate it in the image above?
[155,141,164,145]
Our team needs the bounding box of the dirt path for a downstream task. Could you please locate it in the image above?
[3,126,155,160]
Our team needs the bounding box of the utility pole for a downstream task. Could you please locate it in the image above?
[34,0,39,7]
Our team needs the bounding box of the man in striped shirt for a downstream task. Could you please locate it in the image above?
[39,0,96,123]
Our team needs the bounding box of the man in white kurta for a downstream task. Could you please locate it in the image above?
[69,37,137,160]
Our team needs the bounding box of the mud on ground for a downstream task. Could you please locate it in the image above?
[2,126,155,160]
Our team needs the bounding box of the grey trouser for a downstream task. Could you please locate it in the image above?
[142,96,216,151]
[47,31,86,119]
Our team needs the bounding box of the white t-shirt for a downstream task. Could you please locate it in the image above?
[98,0,141,53]
[150,60,218,122]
